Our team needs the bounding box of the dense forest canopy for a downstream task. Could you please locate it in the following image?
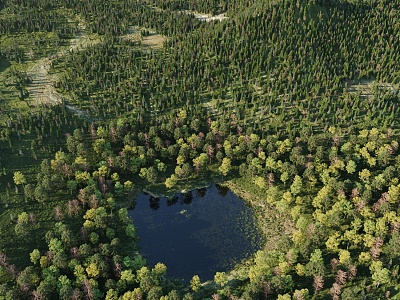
[0,0,400,299]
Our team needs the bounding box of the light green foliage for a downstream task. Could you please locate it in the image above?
[192,153,208,171]
[358,169,371,182]
[346,160,357,174]
[325,233,341,252]
[218,157,231,177]
[96,165,109,177]
[277,293,291,300]
[214,272,228,287]
[276,139,292,155]
[152,262,167,278]
[265,156,276,171]
[312,185,331,209]
[75,171,91,183]
[338,249,351,265]
[124,180,134,191]
[254,176,266,189]
[177,155,185,165]
[370,261,391,287]
[13,171,26,186]
[15,211,30,235]
[96,126,108,139]
[249,250,276,283]
[30,249,41,264]
[139,167,147,178]
[17,211,29,224]
[387,185,400,203]
[84,207,108,229]
[114,181,123,194]
[122,288,143,300]
[86,262,100,278]
[93,138,106,154]
[295,264,305,276]
[165,174,178,188]
[120,270,135,284]
[48,238,64,254]
[190,275,201,292]
[111,173,119,182]
[280,171,290,185]
[105,289,119,300]
[258,151,266,160]
[290,175,302,195]
[157,161,167,172]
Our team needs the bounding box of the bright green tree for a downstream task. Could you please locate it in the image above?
[218,157,231,177]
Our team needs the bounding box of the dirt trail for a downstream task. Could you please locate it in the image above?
[194,12,228,22]
[26,22,100,118]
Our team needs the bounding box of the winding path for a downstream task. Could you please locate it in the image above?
[26,22,101,119]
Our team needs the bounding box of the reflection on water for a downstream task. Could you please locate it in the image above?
[129,184,264,281]
[196,187,207,198]
[216,184,228,196]
[149,196,160,210]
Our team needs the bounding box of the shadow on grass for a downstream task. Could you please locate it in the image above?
[0,59,11,73]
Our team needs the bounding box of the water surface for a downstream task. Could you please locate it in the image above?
[129,184,263,281]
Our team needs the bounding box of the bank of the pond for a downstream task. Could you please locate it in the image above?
[222,178,295,254]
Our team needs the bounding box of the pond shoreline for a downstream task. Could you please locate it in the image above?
[143,182,216,199]
[132,183,264,281]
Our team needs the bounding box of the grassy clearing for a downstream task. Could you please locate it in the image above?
[121,26,167,48]
[346,79,399,99]
[181,10,229,22]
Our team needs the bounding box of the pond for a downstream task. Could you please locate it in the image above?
[128,184,264,281]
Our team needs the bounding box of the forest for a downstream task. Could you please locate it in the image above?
[0,0,400,299]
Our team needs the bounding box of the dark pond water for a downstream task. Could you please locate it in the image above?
[128,184,264,281]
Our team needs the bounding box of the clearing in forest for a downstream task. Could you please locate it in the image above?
[121,26,166,48]
[26,21,101,108]
[346,79,399,98]
[182,10,229,22]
